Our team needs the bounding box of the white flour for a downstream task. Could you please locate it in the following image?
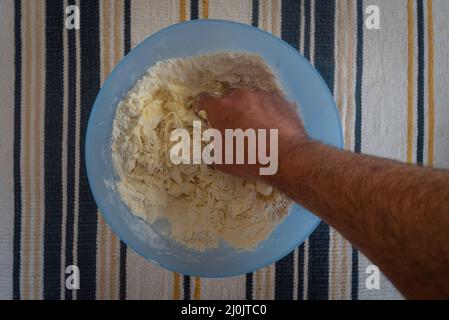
[111,52,292,251]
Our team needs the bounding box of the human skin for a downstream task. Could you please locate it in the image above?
[197,88,449,299]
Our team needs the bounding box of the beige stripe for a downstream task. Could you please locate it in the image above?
[202,0,209,18]
[193,276,201,300]
[407,0,415,164]
[271,0,280,37]
[252,265,273,299]
[255,269,262,299]
[97,0,112,300]
[21,0,32,299]
[340,236,350,298]
[173,273,181,300]
[260,0,268,32]
[102,0,111,81]
[264,267,270,299]
[180,0,187,21]
[33,0,45,299]
[96,0,126,299]
[266,264,275,299]
[113,0,123,64]
[109,231,119,299]
[344,0,355,151]
[0,0,16,299]
[97,215,107,299]
[108,0,124,300]
[334,0,346,115]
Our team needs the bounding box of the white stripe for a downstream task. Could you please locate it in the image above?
[302,239,309,299]
[309,0,315,65]
[60,0,69,300]
[125,249,174,299]
[29,0,37,297]
[357,0,408,299]
[200,276,246,299]
[360,0,409,161]
[36,0,46,299]
[299,0,306,54]
[73,0,81,300]
[130,0,182,48]
[433,0,449,169]
[292,248,298,299]
[208,0,252,23]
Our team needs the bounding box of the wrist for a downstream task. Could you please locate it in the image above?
[266,138,322,190]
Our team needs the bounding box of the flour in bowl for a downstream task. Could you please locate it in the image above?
[111,52,292,251]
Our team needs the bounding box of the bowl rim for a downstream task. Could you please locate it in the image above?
[85,19,342,277]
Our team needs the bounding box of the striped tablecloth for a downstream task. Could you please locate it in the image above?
[1,0,448,300]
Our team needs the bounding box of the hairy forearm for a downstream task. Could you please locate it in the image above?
[270,140,449,299]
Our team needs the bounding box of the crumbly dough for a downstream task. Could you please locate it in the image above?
[111,52,292,251]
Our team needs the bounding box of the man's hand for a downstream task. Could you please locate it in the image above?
[197,88,307,180]
[197,88,449,299]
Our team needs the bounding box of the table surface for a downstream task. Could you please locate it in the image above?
[1,0,448,300]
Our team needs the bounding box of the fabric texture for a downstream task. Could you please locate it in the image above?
[1,0,448,300]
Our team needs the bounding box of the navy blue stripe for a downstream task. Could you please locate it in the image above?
[13,0,22,300]
[354,0,364,154]
[273,0,303,300]
[119,0,132,300]
[119,242,127,300]
[124,0,131,55]
[416,0,425,165]
[245,272,253,300]
[296,243,305,300]
[190,0,199,20]
[275,252,294,300]
[251,0,259,27]
[307,222,330,299]
[65,0,77,301]
[351,247,359,299]
[43,0,65,300]
[281,0,301,51]
[313,0,335,91]
[352,0,365,300]
[303,0,311,60]
[307,0,335,300]
[77,0,100,300]
[183,275,191,300]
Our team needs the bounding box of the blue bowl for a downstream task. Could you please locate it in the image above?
[86,19,342,277]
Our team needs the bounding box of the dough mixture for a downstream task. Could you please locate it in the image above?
[111,52,292,251]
